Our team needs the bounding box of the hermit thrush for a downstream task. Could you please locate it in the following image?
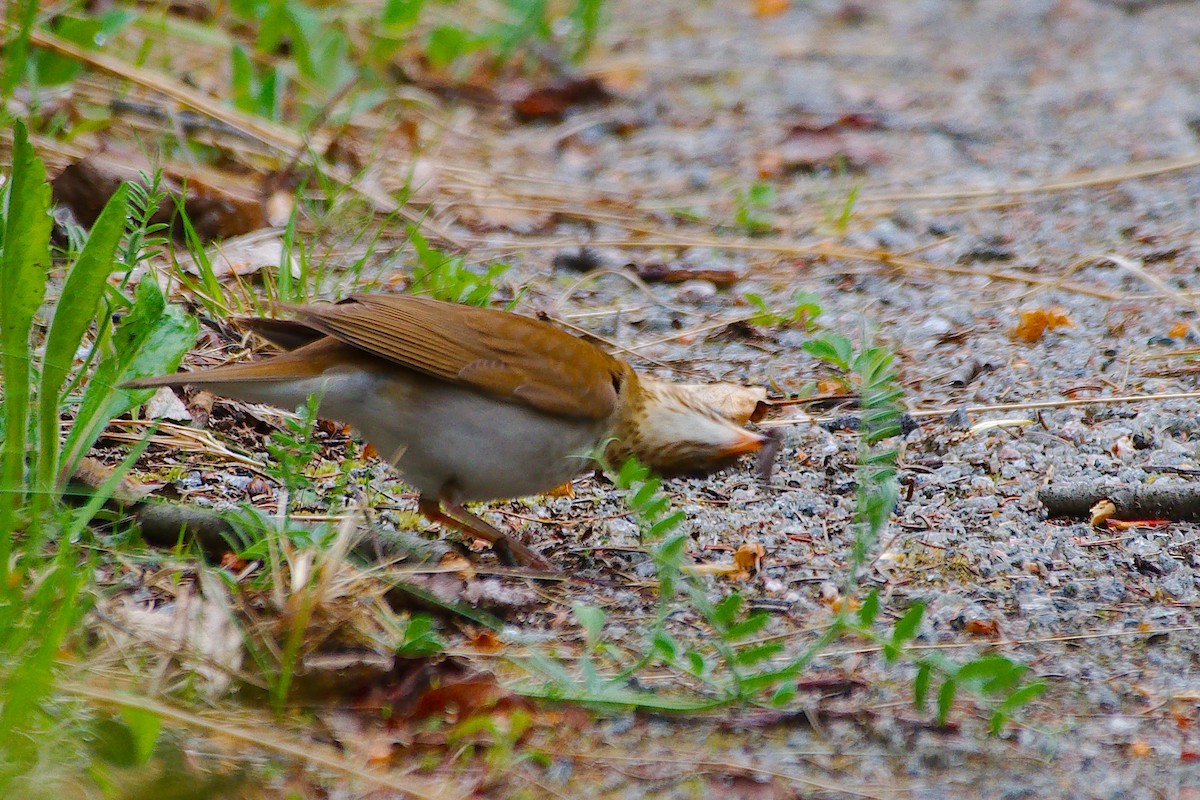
[127,294,768,567]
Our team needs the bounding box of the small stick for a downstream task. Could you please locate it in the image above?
[1040,481,1200,521]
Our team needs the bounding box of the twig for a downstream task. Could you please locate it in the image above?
[759,390,1200,428]
[1040,481,1200,521]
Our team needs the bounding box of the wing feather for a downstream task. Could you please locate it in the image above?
[283,294,622,420]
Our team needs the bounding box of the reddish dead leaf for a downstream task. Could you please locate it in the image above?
[52,149,285,242]
[1012,307,1074,343]
[1169,321,1190,338]
[963,618,1000,637]
[754,0,789,16]
[1105,518,1171,530]
[513,77,611,122]
[633,262,744,286]
[467,629,505,653]
[1129,740,1153,757]
[827,595,860,614]
[219,552,249,572]
[1110,434,1135,459]
[408,674,527,722]
[438,553,475,574]
[759,113,887,176]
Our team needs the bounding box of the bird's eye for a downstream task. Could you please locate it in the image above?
[611,372,622,392]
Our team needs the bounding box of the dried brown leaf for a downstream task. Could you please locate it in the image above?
[1089,498,1117,528]
[1012,307,1074,343]
[513,77,611,122]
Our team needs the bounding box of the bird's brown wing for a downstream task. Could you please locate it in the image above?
[284,294,623,421]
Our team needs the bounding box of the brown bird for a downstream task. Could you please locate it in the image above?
[126,294,768,567]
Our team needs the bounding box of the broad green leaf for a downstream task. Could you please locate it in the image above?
[724,610,770,641]
[936,678,957,724]
[120,706,161,765]
[955,655,1018,687]
[913,662,932,713]
[651,631,677,661]
[732,641,784,666]
[712,593,743,628]
[769,682,797,707]
[383,0,426,27]
[61,279,196,476]
[998,681,1046,712]
[658,533,688,563]
[646,509,686,539]
[857,589,880,626]
[891,602,925,645]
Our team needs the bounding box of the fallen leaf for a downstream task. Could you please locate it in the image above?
[513,76,611,122]
[143,386,193,422]
[1105,518,1171,530]
[167,231,297,281]
[1012,307,1074,343]
[1169,321,1189,338]
[754,0,789,16]
[633,262,744,286]
[1089,499,1117,528]
[70,456,160,503]
[1110,434,1134,459]
[103,575,243,696]
[964,618,999,637]
[52,149,281,242]
[409,675,523,722]
[734,541,766,574]
[219,552,249,572]
[542,481,576,499]
[1129,740,1153,757]
[467,629,505,653]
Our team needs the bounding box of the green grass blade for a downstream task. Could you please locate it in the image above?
[37,185,131,500]
[0,122,53,548]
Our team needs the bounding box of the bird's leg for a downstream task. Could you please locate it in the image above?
[417,495,553,570]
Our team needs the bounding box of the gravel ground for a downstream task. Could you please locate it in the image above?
[446,1,1200,796]
[135,1,1200,796]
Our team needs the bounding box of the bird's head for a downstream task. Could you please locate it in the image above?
[606,374,769,477]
